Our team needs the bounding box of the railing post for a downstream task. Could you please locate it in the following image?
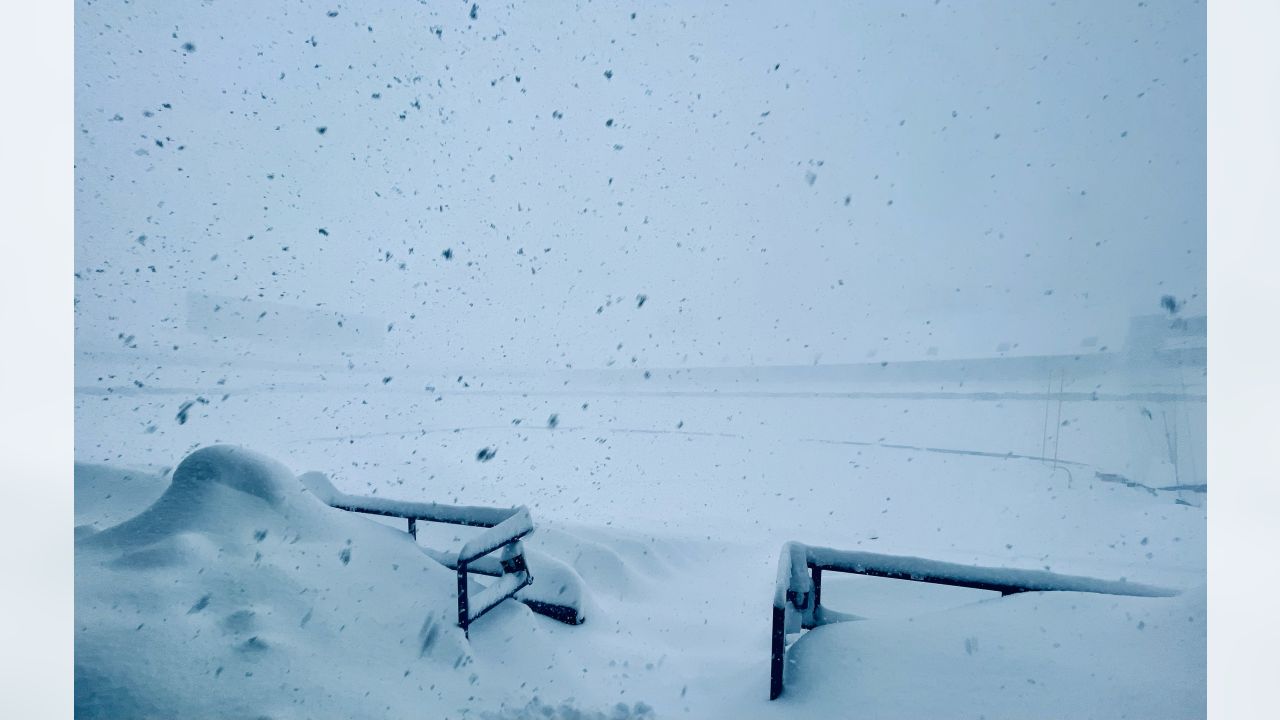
[457,562,470,638]
[811,566,822,613]
[408,517,417,540]
[770,604,786,700]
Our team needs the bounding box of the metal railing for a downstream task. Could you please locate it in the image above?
[300,472,538,636]
[769,541,1178,700]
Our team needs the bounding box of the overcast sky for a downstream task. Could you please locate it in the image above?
[75,0,1205,369]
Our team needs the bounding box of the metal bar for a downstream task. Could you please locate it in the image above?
[422,547,503,576]
[327,501,508,528]
[520,599,585,625]
[303,473,549,635]
[1041,373,1051,458]
[773,542,814,610]
[301,472,515,527]
[768,541,1179,701]
[814,564,1039,596]
[769,605,786,700]
[458,508,534,565]
[466,570,532,625]
[802,546,1176,598]
[457,562,470,638]
[1052,372,1064,471]
[426,545,583,626]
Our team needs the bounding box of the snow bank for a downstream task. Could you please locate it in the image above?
[73,462,166,533]
[83,446,330,549]
[75,445,521,718]
[73,423,1205,718]
[781,587,1206,718]
[74,446,654,718]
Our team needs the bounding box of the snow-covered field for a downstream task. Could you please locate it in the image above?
[74,0,1206,716]
[75,357,1205,718]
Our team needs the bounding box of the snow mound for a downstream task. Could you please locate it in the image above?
[75,445,657,718]
[782,586,1206,718]
[83,445,331,551]
[527,524,690,603]
[167,444,298,506]
[515,550,592,623]
[75,446,481,718]
[73,462,167,533]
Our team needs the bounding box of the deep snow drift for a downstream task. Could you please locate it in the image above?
[785,588,1204,719]
[76,446,477,718]
[75,366,1206,718]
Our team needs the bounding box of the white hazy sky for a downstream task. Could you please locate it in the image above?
[75,0,1205,369]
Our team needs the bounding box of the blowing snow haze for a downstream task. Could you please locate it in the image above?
[75,1,1205,371]
[74,3,1209,717]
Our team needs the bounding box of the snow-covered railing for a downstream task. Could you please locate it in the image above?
[300,472,515,532]
[768,541,1178,700]
[422,545,587,626]
[454,508,534,635]
[300,472,538,636]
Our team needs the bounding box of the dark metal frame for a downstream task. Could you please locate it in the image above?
[451,508,535,636]
[301,472,541,636]
[769,541,1178,700]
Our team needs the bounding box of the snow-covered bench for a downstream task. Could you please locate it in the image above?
[300,472,583,635]
[769,541,1178,700]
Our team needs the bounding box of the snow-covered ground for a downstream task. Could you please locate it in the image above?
[74,0,1206,715]
[75,358,1205,718]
